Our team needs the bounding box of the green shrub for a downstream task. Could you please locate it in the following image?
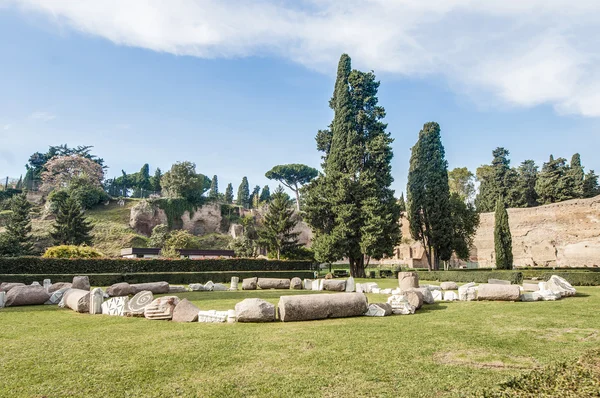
[0,257,315,274]
[43,245,104,259]
[0,271,315,286]
[412,270,524,284]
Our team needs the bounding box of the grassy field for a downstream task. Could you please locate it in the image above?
[1,279,599,397]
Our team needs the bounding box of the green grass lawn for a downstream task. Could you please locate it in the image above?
[1,279,599,397]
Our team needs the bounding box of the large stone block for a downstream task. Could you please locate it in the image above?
[172,299,200,322]
[106,282,135,297]
[0,282,25,293]
[102,296,130,316]
[488,279,511,285]
[230,276,239,291]
[144,296,180,320]
[278,293,368,322]
[169,285,188,293]
[546,275,576,297]
[45,287,70,305]
[364,303,392,317]
[48,282,72,293]
[398,272,419,292]
[242,277,258,290]
[345,276,355,292]
[322,279,346,292]
[440,282,458,290]
[290,277,302,290]
[126,290,154,316]
[387,295,415,315]
[477,284,521,301]
[198,310,228,323]
[131,282,170,295]
[412,287,434,304]
[72,276,90,291]
[89,288,104,314]
[303,279,313,290]
[257,278,291,290]
[235,298,275,322]
[63,288,91,313]
[458,282,477,301]
[404,290,423,310]
[5,285,51,306]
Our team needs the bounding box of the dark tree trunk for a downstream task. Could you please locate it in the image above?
[349,256,366,278]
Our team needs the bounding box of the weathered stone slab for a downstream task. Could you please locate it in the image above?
[412,287,434,304]
[440,281,458,290]
[131,282,170,295]
[144,296,180,320]
[189,283,206,291]
[477,284,521,301]
[322,279,346,292]
[198,310,228,323]
[0,282,25,293]
[290,277,302,290]
[235,298,275,322]
[398,272,419,292]
[204,281,215,291]
[361,282,379,293]
[546,275,576,297]
[126,290,154,316]
[212,283,228,291]
[172,299,200,322]
[488,279,511,285]
[364,303,392,317]
[45,288,69,305]
[72,276,90,291]
[106,282,135,297]
[458,282,477,301]
[312,279,320,291]
[63,288,91,313]
[230,276,239,291]
[102,296,130,316]
[443,291,458,301]
[387,295,415,315]
[242,278,257,290]
[43,279,51,292]
[405,290,423,309]
[257,278,291,290]
[521,292,542,302]
[431,290,443,301]
[227,309,236,323]
[169,285,188,293]
[278,293,368,322]
[89,288,104,314]
[538,290,561,301]
[5,285,51,306]
[303,279,313,290]
[522,282,540,292]
[345,276,355,292]
[48,282,72,293]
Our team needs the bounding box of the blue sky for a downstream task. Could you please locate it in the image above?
[1,1,599,195]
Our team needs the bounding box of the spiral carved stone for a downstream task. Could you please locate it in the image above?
[127,290,154,316]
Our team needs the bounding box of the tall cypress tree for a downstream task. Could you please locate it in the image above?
[0,192,34,256]
[494,198,513,269]
[406,122,453,270]
[237,177,250,208]
[151,167,162,193]
[583,170,600,198]
[209,175,219,199]
[303,54,400,277]
[569,153,585,198]
[225,183,234,204]
[259,185,271,203]
[258,186,300,259]
[398,193,406,212]
[51,196,93,245]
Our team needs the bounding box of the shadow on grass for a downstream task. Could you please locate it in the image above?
[418,303,448,312]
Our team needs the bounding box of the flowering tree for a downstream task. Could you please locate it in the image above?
[40,155,104,192]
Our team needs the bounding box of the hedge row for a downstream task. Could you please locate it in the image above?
[0,257,315,274]
[0,271,316,286]
[410,270,600,286]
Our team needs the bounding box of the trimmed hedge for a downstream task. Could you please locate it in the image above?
[0,257,314,274]
[0,271,315,286]
[414,270,524,284]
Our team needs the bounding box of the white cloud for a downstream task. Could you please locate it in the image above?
[29,111,56,121]
[8,0,600,116]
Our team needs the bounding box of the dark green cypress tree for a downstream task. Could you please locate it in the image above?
[259,185,271,203]
[303,54,400,277]
[237,177,250,208]
[50,196,93,245]
[23,168,35,191]
[494,198,513,269]
[583,170,600,198]
[258,186,300,259]
[151,167,162,193]
[475,148,519,211]
[225,183,234,204]
[407,122,453,270]
[0,192,34,256]
[536,155,575,204]
[515,160,538,207]
[569,153,585,198]
[209,175,219,199]
[398,193,406,212]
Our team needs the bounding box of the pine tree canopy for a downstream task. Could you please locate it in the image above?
[50,196,93,246]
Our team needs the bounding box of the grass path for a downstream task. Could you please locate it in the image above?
[1,280,599,397]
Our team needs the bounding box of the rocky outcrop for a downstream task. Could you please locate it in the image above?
[130,200,222,236]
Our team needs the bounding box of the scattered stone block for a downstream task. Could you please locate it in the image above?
[89,288,104,315]
[364,303,392,317]
[189,283,206,291]
[356,283,363,293]
[538,290,561,301]
[227,309,236,323]
[361,282,378,293]
[204,281,215,291]
[412,287,434,304]
[235,298,276,322]
[127,291,154,316]
[520,292,542,302]
[303,279,313,290]
[422,284,442,291]
[45,288,69,305]
[48,282,72,293]
[242,278,257,290]
[278,293,368,322]
[5,285,51,307]
[212,283,228,291]
[488,279,511,285]
[477,284,521,301]
[546,275,576,297]
[230,277,239,291]
[144,296,179,320]
[345,276,355,292]
[0,282,25,293]
[102,296,130,316]
[387,295,415,315]
[318,280,324,291]
[458,282,477,301]
[131,282,170,295]
[440,281,458,290]
[443,291,458,301]
[322,279,346,292]
[405,290,423,309]
[168,285,188,293]
[63,289,91,313]
[72,276,90,291]
[258,278,291,290]
[522,281,540,292]
[372,287,381,294]
[398,272,419,292]
[0,291,5,308]
[43,279,51,292]
[290,277,302,290]
[198,310,228,323]
[106,282,135,297]
[172,299,200,322]
[431,290,443,301]
[380,288,393,295]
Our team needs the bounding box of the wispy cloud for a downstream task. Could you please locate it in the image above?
[8,0,600,116]
[3,124,12,130]
[29,111,56,121]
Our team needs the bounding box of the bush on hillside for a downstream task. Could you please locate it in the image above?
[43,245,104,259]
